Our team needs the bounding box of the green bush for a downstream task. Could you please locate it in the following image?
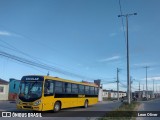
[99,102,140,120]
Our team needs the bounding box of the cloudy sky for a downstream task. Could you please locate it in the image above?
[0,0,160,92]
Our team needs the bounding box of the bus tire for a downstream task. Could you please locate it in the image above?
[84,100,88,108]
[54,101,61,112]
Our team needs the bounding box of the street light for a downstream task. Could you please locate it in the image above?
[118,13,137,104]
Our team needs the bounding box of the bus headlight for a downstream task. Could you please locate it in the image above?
[33,100,41,106]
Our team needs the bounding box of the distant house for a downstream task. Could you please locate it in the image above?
[9,78,20,100]
[103,89,126,100]
[0,78,9,100]
[103,90,110,98]
[134,90,154,99]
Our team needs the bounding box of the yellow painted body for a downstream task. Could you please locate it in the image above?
[17,75,98,111]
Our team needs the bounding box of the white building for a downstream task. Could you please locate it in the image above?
[103,89,126,100]
[134,90,154,99]
[0,78,9,100]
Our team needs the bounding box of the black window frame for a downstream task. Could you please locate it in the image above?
[71,83,78,94]
[13,83,16,89]
[85,86,90,94]
[90,86,95,95]
[79,85,85,94]
[0,86,4,93]
[44,80,54,96]
[55,81,63,93]
[63,82,71,94]
[94,87,98,95]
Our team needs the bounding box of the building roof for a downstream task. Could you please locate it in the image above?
[0,78,9,85]
[135,90,153,93]
[9,78,21,82]
[103,89,126,93]
[103,89,111,92]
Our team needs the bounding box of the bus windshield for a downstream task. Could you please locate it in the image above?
[19,81,43,102]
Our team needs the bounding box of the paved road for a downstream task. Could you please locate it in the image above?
[136,98,160,120]
[0,100,122,120]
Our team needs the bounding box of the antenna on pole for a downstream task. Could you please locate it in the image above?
[47,71,50,76]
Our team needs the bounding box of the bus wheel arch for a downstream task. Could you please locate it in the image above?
[84,99,89,108]
[54,101,61,112]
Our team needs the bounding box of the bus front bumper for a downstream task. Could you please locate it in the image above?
[16,104,42,111]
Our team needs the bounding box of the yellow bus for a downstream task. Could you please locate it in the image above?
[16,75,99,112]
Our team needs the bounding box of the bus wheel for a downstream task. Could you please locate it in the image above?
[84,100,88,108]
[54,102,61,112]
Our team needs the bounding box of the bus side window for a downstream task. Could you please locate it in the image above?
[72,84,78,94]
[64,82,71,93]
[55,81,63,93]
[44,80,54,96]
[79,85,84,94]
[95,87,98,95]
[90,86,94,95]
[85,86,89,94]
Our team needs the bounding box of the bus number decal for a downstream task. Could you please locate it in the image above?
[78,95,85,98]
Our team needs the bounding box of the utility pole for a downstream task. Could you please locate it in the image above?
[130,76,133,100]
[144,66,149,99]
[153,79,154,98]
[143,84,145,98]
[117,68,120,101]
[153,79,154,93]
[156,83,157,93]
[118,13,137,104]
[139,82,141,99]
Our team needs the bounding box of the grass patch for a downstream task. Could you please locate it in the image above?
[99,102,140,120]
[117,101,140,111]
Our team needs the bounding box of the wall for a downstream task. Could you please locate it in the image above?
[0,84,9,100]
[102,91,108,97]
[111,92,126,98]
[102,90,126,99]
[98,88,103,101]
[9,79,20,100]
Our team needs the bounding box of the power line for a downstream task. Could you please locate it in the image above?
[0,38,126,82]
[0,41,62,74]
[132,79,140,83]
[119,82,127,88]
[0,24,99,74]
[101,81,116,84]
[0,50,97,80]
[0,38,47,64]
[0,25,91,77]
[0,38,98,79]
[0,38,87,75]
